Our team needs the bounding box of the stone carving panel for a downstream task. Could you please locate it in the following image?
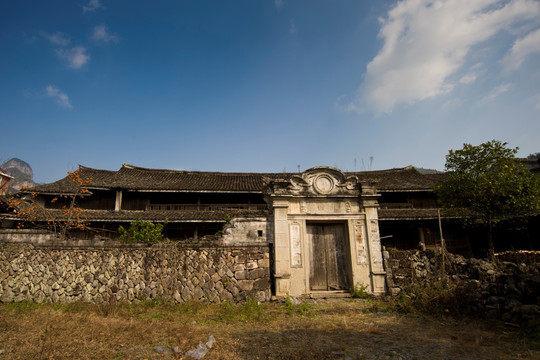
[313,174,334,194]
[290,223,302,267]
[370,219,383,269]
[285,167,360,197]
[355,221,367,265]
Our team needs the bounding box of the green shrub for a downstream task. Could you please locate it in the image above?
[117,218,168,243]
[284,293,295,315]
[350,284,370,299]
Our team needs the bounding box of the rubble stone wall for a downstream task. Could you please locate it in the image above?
[384,248,540,327]
[0,241,271,304]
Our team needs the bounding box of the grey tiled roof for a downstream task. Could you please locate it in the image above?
[353,167,445,191]
[77,209,266,222]
[1,207,266,223]
[379,208,463,220]
[30,164,442,194]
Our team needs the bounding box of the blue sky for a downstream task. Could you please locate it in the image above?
[1,0,540,183]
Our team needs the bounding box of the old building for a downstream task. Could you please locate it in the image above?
[0,163,494,297]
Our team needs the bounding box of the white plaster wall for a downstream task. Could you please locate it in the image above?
[221,217,268,245]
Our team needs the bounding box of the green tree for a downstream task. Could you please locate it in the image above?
[435,140,540,259]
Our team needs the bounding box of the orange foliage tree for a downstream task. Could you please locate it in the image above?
[8,169,92,239]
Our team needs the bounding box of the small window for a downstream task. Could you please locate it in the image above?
[257,230,263,237]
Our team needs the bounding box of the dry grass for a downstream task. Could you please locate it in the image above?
[0,298,537,360]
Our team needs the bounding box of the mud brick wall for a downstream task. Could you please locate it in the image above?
[0,241,271,304]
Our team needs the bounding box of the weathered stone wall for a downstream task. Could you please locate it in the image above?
[384,248,540,327]
[0,241,271,304]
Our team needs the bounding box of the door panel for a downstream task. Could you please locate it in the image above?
[308,224,327,290]
[308,223,350,291]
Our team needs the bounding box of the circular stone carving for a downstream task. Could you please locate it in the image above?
[313,175,334,194]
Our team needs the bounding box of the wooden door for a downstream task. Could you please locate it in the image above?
[308,223,350,291]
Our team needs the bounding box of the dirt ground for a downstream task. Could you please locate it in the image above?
[0,298,538,360]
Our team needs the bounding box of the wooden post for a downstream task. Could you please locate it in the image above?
[438,208,446,276]
[115,190,123,211]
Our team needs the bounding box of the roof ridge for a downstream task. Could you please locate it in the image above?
[120,163,289,176]
[78,165,117,173]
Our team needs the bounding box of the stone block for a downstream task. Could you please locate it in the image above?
[237,280,253,291]
[235,271,247,280]
[253,277,270,291]
[257,259,270,268]
[233,264,245,272]
[211,272,221,283]
[220,290,233,301]
[194,287,205,300]
[248,268,267,280]
[246,261,258,270]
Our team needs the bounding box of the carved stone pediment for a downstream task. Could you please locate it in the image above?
[264,167,360,197]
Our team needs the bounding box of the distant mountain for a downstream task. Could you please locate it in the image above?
[1,158,37,192]
[414,167,442,175]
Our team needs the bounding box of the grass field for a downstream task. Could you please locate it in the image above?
[0,297,538,359]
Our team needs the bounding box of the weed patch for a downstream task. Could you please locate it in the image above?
[213,297,267,323]
[350,284,370,299]
[390,276,474,317]
[0,299,537,359]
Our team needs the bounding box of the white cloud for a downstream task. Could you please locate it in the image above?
[275,0,284,9]
[42,31,70,46]
[45,85,72,109]
[56,46,90,69]
[83,0,103,13]
[459,72,477,84]
[351,0,540,115]
[501,27,540,70]
[479,83,512,105]
[91,25,119,44]
[290,21,297,34]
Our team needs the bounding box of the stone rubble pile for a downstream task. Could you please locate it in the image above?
[384,248,540,327]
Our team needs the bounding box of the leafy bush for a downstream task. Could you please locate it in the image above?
[117,218,168,243]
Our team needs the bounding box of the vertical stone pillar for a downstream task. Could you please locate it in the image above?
[272,199,291,296]
[361,182,386,294]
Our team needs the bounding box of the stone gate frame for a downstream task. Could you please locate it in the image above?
[263,167,386,297]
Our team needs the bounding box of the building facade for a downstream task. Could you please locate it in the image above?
[3,163,498,297]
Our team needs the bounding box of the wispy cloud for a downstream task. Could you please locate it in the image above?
[290,20,297,35]
[275,0,284,10]
[91,25,119,44]
[42,31,70,46]
[56,46,90,69]
[459,73,477,85]
[83,0,103,13]
[532,93,540,110]
[350,0,540,115]
[479,83,512,105]
[45,85,72,109]
[501,27,540,71]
